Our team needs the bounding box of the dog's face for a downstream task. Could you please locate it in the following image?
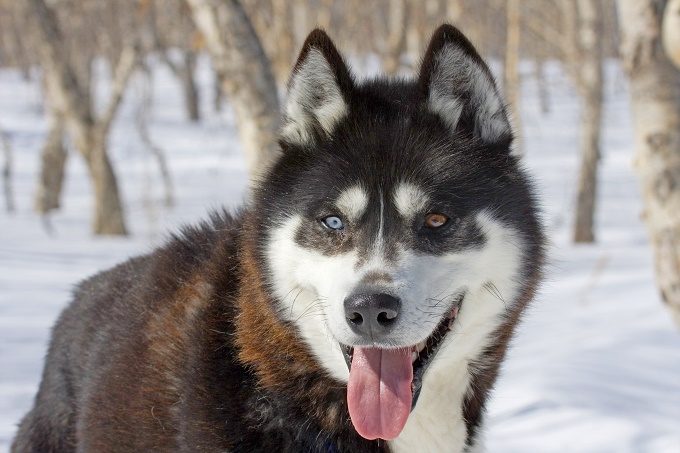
[253,26,542,441]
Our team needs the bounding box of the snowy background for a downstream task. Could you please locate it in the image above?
[1,57,679,452]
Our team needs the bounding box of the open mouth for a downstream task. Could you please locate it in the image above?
[341,294,464,422]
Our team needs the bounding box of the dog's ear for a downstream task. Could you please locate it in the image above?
[419,24,512,147]
[280,29,354,147]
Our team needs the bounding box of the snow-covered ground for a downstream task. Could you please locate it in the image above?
[1,57,679,452]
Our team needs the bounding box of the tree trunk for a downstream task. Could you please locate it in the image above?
[505,0,522,155]
[381,0,408,75]
[137,65,174,208]
[34,109,67,214]
[446,0,464,24]
[535,57,551,115]
[0,121,15,213]
[408,0,427,57]
[145,2,201,122]
[180,52,201,122]
[316,0,334,31]
[292,0,308,49]
[8,4,33,81]
[187,0,281,180]
[85,133,127,235]
[159,50,201,122]
[270,0,295,85]
[573,0,604,243]
[23,0,135,235]
[213,68,224,112]
[617,0,680,328]
[662,0,680,68]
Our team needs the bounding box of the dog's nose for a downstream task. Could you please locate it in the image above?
[344,293,401,339]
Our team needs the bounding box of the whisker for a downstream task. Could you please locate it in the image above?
[484,282,507,308]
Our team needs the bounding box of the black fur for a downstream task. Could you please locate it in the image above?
[12,25,544,453]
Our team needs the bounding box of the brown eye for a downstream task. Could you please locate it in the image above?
[424,213,448,228]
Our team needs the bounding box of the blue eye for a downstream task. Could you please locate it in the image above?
[322,216,344,230]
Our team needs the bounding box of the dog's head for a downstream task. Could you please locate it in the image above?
[251,25,543,441]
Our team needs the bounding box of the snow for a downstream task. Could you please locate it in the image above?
[1,57,679,452]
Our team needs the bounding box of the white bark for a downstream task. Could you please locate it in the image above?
[316,0,334,31]
[618,0,680,328]
[292,0,309,47]
[187,0,281,180]
[381,0,408,75]
[662,0,680,68]
[446,0,464,24]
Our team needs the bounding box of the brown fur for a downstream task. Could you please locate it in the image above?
[236,214,352,432]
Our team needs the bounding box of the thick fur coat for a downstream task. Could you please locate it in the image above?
[12,25,544,453]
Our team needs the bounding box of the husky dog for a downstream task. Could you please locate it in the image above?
[12,25,544,453]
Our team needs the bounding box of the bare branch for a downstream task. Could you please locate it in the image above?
[524,12,580,83]
[99,43,141,134]
[523,15,571,58]
[136,65,174,208]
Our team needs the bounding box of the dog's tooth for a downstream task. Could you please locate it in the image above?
[417,340,427,352]
[411,351,418,363]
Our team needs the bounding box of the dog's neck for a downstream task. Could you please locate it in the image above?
[235,233,347,430]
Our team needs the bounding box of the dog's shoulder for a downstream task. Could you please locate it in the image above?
[76,207,244,304]
[37,209,249,450]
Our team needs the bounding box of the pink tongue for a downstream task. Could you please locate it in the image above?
[347,347,413,440]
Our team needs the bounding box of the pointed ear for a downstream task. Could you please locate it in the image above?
[280,29,354,147]
[419,24,512,146]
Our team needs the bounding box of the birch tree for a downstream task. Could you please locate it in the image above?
[662,0,680,68]
[187,0,281,180]
[243,0,295,85]
[23,0,140,235]
[617,0,680,327]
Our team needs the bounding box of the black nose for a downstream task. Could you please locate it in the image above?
[344,293,401,340]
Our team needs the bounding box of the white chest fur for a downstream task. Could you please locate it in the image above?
[387,360,473,453]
